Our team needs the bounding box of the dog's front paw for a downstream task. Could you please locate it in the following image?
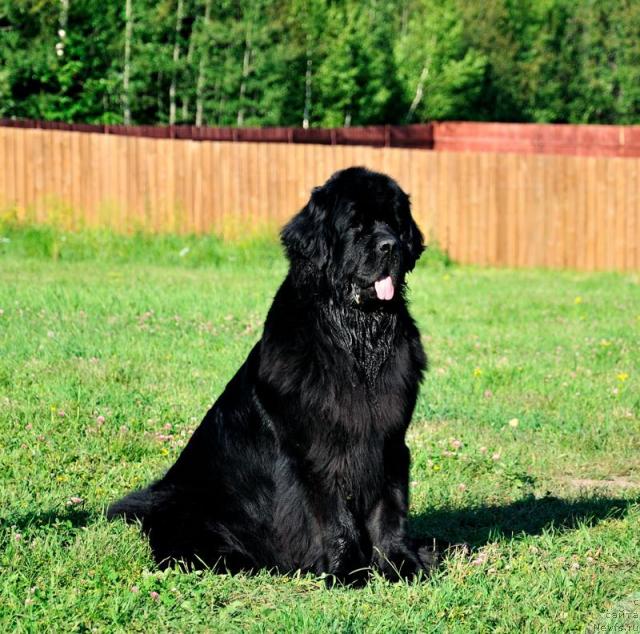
[373,547,418,581]
[322,565,371,588]
[373,542,440,581]
[321,536,370,586]
[415,542,441,574]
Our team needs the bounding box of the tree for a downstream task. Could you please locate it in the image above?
[396,0,488,122]
[315,1,404,126]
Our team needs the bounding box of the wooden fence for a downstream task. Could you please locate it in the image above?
[0,125,638,271]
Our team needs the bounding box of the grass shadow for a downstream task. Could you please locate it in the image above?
[3,495,636,581]
[0,507,96,533]
[410,493,638,551]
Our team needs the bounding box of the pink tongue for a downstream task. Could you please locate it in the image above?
[374,276,394,301]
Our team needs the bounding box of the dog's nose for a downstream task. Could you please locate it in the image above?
[377,238,397,255]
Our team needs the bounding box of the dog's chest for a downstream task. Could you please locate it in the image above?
[324,306,399,381]
[324,333,414,438]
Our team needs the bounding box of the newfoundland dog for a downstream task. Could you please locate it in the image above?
[108,166,433,584]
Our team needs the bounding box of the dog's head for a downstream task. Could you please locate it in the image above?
[281,167,424,307]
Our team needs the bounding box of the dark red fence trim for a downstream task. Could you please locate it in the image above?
[1,118,639,157]
[434,121,640,157]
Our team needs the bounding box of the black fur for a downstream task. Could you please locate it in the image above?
[108,167,431,584]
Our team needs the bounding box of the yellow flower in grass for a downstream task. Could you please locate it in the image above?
[617,372,629,382]
[473,367,483,377]
[574,296,583,304]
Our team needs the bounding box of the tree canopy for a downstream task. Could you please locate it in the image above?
[0,0,638,126]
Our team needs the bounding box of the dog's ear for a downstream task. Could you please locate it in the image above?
[402,216,425,272]
[280,187,330,269]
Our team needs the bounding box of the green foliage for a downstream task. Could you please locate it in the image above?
[0,219,280,266]
[314,2,404,126]
[0,0,638,125]
[1,227,639,630]
[0,0,123,122]
[395,0,488,122]
[456,0,640,124]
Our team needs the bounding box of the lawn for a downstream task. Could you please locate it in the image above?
[1,226,639,633]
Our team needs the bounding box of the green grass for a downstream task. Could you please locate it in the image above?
[1,225,639,633]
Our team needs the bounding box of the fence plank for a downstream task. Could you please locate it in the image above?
[200,139,212,233]
[15,125,26,219]
[604,158,616,270]
[516,154,528,268]
[22,130,34,221]
[4,127,16,209]
[495,153,508,266]
[506,153,517,267]
[615,157,626,272]
[585,157,597,271]
[0,129,6,210]
[477,152,489,265]
[627,158,638,270]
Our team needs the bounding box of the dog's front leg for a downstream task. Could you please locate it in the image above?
[366,434,429,580]
[319,494,369,585]
[297,474,369,585]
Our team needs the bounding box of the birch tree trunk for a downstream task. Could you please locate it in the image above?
[195,0,212,127]
[122,0,132,124]
[59,0,69,31]
[157,71,163,119]
[181,23,196,122]
[56,0,69,58]
[406,63,429,123]
[302,50,312,129]
[215,77,225,125]
[237,24,252,127]
[169,0,184,126]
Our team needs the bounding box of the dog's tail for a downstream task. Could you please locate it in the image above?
[106,487,155,523]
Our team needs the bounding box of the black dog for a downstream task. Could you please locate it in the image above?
[108,167,432,583]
